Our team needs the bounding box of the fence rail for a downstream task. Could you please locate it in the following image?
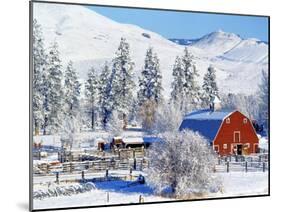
[214,161,268,173]
[34,157,149,175]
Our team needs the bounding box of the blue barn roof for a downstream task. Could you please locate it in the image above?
[179,109,234,144]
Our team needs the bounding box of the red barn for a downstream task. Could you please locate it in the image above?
[179,98,259,156]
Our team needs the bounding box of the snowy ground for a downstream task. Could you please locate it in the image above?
[33,172,268,210]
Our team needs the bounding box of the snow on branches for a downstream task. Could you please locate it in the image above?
[147,130,221,198]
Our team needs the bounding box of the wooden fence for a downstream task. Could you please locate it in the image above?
[214,161,268,173]
[55,147,146,163]
[34,157,149,175]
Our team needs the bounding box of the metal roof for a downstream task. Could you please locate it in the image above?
[180,109,234,143]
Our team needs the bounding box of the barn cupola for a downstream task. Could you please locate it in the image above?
[210,96,221,112]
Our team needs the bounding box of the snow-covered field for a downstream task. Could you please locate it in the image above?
[33,172,268,210]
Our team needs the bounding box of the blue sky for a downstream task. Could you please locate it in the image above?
[87,6,268,42]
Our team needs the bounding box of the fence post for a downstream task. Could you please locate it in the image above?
[133,158,137,170]
[263,162,265,172]
[107,192,109,203]
[245,162,248,172]
[140,159,143,171]
[82,170,85,182]
[56,172,59,184]
[139,195,144,203]
[226,162,229,173]
[70,162,73,173]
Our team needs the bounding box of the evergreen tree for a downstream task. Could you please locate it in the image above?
[202,65,219,107]
[45,41,64,134]
[32,19,46,134]
[85,67,99,130]
[181,47,201,111]
[170,56,184,108]
[170,48,200,113]
[109,37,135,126]
[138,47,163,106]
[64,61,81,118]
[98,62,113,128]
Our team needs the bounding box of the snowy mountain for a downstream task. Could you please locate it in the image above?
[33,3,268,97]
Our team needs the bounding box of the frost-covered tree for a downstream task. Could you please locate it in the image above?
[181,47,201,111]
[45,41,64,134]
[138,47,163,106]
[202,65,219,107]
[85,67,99,130]
[138,99,157,132]
[110,37,135,125]
[170,48,201,113]
[32,19,47,134]
[221,93,259,120]
[258,70,269,132]
[147,130,221,198]
[107,110,123,137]
[152,102,183,134]
[170,56,184,108]
[64,61,81,118]
[60,115,82,150]
[98,62,113,128]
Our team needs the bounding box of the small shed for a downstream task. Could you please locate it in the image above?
[111,136,125,149]
[123,137,144,148]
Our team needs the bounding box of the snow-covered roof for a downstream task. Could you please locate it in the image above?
[143,136,163,144]
[113,136,122,140]
[123,137,144,144]
[183,109,233,121]
[180,109,234,143]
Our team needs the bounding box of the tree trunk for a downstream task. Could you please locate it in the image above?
[91,108,95,130]
[43,115,48,135]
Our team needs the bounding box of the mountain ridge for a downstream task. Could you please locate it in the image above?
[33,3,268,97]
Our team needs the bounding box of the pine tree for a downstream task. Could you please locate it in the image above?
[202,65,219,107]
[109,37,135,126]
[45,41,64,134]
[170,48,201,113]
[181,47,201,111]
[98,62,113,128]
[85,66,99,130]
[138,47,163,106]
[170,56,184,109]
[64,61,81,118]
[32,19,46,134]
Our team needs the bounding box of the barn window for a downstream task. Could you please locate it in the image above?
[226,118,230,124]
[223,144,228,149]
[243,118,247,124]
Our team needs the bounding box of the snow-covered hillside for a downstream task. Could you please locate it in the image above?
[33,3,268,97]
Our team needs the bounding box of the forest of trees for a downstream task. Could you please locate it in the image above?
[33,19,269,136]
